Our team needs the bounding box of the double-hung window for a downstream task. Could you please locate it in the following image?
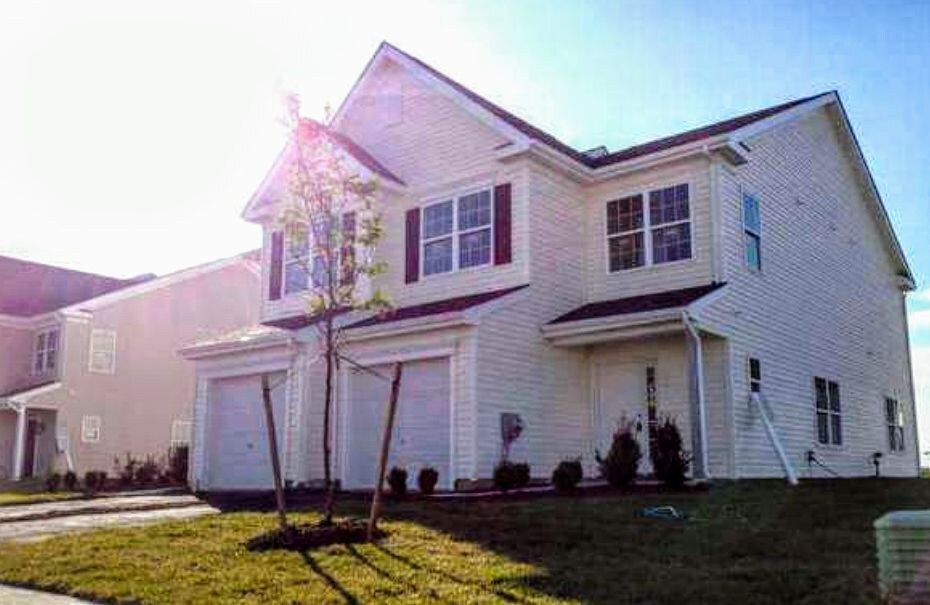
[814,377,842,445]
[743,193,762,270]
[422,188,492,276]
[885,397,905,452]
[607,183,691,272]
[33,328,59,375]
[283,230,310,295]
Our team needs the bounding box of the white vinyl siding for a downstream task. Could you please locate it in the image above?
[33,328,59,375]
[81,415,101,443]
[88,329,117,374]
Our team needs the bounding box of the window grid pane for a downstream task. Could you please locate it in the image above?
[649,184,689,226]
[423,201,454,239]
[745,233,761,270]
[423,238,453,275]
[830,413,842,445]
[457,191,491,231]
[828,382,841,412]
[743,194,761,233]
[607,195,644,235]
[652,223,691,264]
[815,378,828,410]
[817,412,830,444]
[459,228,491,269]
[609,232,645,271]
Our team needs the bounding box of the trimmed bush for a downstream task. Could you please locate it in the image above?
[83,470,107,493]
[387,466,408,498]
[493,461,531,491]
[596,422,641,488]
[551,459,583,494]
[118,454,139,486]
[652,417,690,488]
[417,467,439,495]
[135,456,161,485]
[63,470,78,492]
[45,472,62,493]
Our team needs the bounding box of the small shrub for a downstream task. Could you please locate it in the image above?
[168,445,189,484]
[118,454,139,486]
[596,422,641,488]
[652,417,691,488]
[551,459,583,494]
[45,472,61,493]
[63,470,78,492]
[134,456,161,485]
[83,470,107,493]
[493,461,531,491]
[417,467,439,495]
[387,466,408,498]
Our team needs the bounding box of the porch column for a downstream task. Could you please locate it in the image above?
[683,313,710,480]
[11,405,26,481]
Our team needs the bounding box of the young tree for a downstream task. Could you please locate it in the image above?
[367,361,403,541]
[276,97,389,525]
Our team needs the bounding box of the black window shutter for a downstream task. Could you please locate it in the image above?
[405,208,421,283]
[494,183,512,265]
[269,230,284,300]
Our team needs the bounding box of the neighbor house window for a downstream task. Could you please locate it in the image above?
[885,397,905,452]
[743,193,761,270]
[171,420,193,448]
[815,377,842,445]
[82,416,101,443]
[748,358,762,393]
[33,328,59,375]
[422,188,492,276]
[283,230,309,295]
[88,329,117,374]
[607,183,691,272]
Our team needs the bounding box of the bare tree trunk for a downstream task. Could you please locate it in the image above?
[322,317,336,525]
[261,374,288,534]
[367,362,403,542]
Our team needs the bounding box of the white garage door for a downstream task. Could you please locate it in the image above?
[345,358,450,490]
[207,372,286,490]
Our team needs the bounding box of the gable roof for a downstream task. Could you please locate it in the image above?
[242,119,404,222]
[550,283,725,325]
[0,255,151,318]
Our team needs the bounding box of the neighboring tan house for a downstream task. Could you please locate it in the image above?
[0,253,260,480]
[182,42,917,492]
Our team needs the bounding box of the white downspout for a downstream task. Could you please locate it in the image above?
[682,312,710,479]
[10,403,26,481]
[750,393,798,485]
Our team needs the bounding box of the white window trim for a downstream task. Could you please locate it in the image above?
[605,182,695,274]
[885,396,906,454]
[741,189,762,272]
[81,415,101,443]
[813,377,843,448]
[88,329,117,375]
[419,185,494,278]
[32,327,60,376]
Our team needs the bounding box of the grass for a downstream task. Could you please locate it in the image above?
[0,491,80,506]
[0,479,926,604]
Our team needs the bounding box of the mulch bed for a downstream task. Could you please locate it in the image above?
[245,520,384,552]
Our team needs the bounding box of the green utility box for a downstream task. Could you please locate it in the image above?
[875,510,930,603]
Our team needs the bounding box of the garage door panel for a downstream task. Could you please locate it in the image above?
[207,372,286,490]
[346,358,450,490]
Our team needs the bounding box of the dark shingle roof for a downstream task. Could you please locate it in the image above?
[549,283,725,324]
[299,119,404,185]
[0,255,151,317]
[383,43,829,169]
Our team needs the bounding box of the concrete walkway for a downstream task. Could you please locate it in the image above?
[0,584,95,604]
[0,493,204,523]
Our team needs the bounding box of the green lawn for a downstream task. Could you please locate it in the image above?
[0,491,81,506]
[0,479,925,604]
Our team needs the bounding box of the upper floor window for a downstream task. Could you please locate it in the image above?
[422,189,492,276]
[284,231,310,295]
[88,329,116,374]
[607,183,691,272]
[742,193,761,270]
[814,377,842,445]
[885,397,905,452]
[33,328,59,375]
[281,213,356,294]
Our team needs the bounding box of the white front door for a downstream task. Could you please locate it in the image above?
[345,358,451,490]
[595,362,652,474]
[206,372,286,490]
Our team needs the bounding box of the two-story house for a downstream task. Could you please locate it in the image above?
[0,253,260,480]
[182,42,917,492]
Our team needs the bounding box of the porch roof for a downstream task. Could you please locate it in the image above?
[0,381,61,407]
[549,283,725,325]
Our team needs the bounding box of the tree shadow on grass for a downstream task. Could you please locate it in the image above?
[299,551,359,605]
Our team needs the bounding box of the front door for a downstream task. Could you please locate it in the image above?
[595,362,652,474]
[22,419,38,478]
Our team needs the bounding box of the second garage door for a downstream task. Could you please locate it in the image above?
[345,358,450,490]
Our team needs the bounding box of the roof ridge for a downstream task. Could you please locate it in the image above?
[0,254,141,283]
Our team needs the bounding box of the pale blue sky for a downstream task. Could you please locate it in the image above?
[2,1,929,456]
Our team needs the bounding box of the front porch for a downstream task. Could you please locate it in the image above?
[0,382,62,481]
